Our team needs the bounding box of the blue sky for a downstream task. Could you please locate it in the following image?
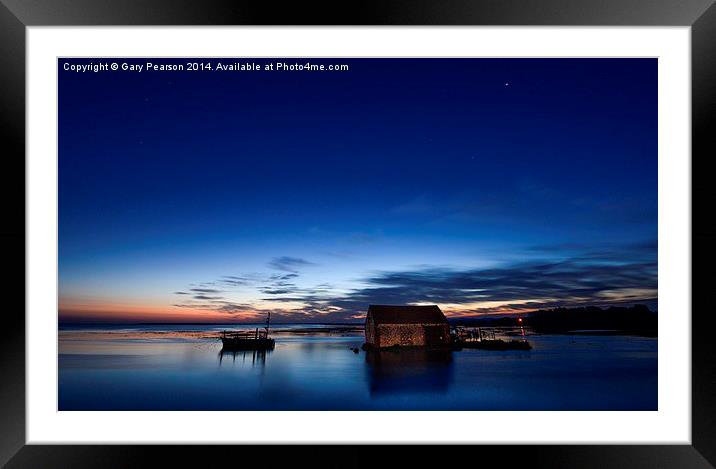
[58,58,657,322]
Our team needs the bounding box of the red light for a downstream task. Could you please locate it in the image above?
[517,318,523,323]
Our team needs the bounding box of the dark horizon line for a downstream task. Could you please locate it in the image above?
[57,304,657,327]
[59,320,365,326]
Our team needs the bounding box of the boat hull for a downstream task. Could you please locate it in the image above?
[220,337,275,351]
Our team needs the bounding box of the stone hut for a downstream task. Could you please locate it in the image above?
[364,305,451,349]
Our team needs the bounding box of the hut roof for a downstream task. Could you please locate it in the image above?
[367,305,448,325]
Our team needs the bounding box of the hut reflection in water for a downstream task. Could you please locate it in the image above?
[365,348,454,396]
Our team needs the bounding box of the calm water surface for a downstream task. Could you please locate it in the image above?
[59,324,657,410]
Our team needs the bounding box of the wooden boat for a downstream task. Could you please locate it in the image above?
[220,313,275,350]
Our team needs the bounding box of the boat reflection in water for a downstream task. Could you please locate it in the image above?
[218,347,271,368]
[365,348,454,396]
[217,312,274,368]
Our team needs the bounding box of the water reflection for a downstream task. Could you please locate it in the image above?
[218,347,271,368]
[365,348,454,396]
[59,328,658,410]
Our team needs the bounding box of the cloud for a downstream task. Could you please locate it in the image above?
[260,289,295,295]
[526,239,657,262]
[259,240,657,319]
[270,273,299,281]
[268,256,316,272]
[259,271,335,297]
[189,288,222,293]
[172,240,656,321]
[172,270,310,317]
[219,276,249,287]
[172,300,256,316]
[359,260,654,305]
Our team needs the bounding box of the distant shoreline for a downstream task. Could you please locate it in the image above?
[59,321,364,327]
[58,324,657,338]
[59,305,657,337]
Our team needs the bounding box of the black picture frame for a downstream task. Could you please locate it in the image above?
[2,1,715,467]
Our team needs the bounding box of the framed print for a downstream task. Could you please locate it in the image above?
[2,0,716,467]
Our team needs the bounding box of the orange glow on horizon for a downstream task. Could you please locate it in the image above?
[59,289,656,323]
[59,299,265,323]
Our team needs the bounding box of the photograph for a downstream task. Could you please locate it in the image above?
[58,57,658,411]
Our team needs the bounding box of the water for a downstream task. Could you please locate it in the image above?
[58,324,657,410]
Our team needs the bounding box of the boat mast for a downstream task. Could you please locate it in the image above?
[265,312,271,337]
